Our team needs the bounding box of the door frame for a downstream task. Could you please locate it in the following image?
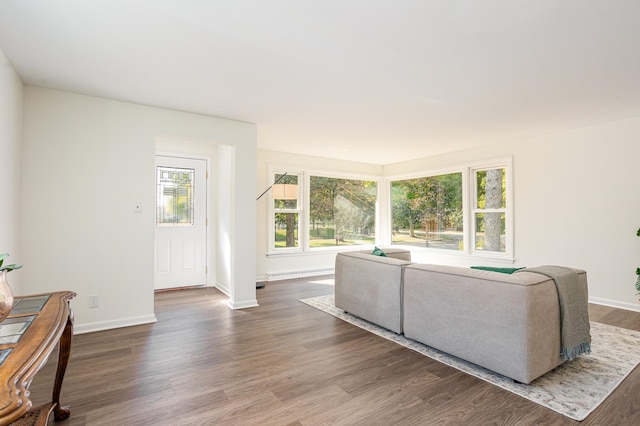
[155,152,212,289]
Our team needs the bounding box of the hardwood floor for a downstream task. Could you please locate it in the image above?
[27,277,640,425]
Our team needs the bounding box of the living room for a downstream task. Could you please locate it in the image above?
[1,0,640,337]
[2,1,640,424]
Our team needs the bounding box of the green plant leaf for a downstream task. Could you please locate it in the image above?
[0,263,22,272]
[0,254,21,272]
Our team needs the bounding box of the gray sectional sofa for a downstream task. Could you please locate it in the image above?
[334,249,589,384]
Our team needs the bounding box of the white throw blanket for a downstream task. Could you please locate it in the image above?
[518,265,591,360]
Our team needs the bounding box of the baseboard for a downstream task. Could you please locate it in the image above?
[589,296,640,313]
[74,314,158,335]
[264,267,335,282]
[214,282,230,297]
[227,299,259,309]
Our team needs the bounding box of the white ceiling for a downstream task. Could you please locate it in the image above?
[1,0,639,165]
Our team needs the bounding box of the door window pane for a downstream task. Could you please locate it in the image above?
[157,166,195,226]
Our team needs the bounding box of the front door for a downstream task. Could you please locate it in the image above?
[155,155,207,290]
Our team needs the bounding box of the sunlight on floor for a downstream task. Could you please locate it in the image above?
[309,278,335,285]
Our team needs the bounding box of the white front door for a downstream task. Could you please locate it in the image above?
[155,155,208,290]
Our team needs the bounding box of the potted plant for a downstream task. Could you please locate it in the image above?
[0,253,22,273]
[0,253,22,322]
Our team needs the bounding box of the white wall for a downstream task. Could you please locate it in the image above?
[22,86,257,333]
[0,50,23,294]
[215,144,233,296]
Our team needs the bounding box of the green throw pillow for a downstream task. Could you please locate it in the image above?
[470,266,525,274]
[372,246,387,257]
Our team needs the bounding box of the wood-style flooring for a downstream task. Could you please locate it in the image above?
[27,276,640,425]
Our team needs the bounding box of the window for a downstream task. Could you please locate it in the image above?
[273,173,300,249]
[391,173,463,250]
[390,159,512,258]
[473,167,507,253]
[156,166,195,226]
[309,176,377,248]
[269,158,512,258]
[269,170,378,253]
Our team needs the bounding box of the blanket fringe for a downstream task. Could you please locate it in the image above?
[562,342,591,361]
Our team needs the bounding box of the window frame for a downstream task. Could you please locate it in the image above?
[470,164,512,258]
[387,157,513,261]
[267,157,513,261]
[387,166,466,254]
[267,166,381,255]
[270,170,303,254]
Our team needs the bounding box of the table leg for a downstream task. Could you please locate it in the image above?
[52,309,73,421]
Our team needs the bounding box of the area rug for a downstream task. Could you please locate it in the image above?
[300,294,640,421]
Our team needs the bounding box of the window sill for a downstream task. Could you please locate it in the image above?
[267,245,376,258]
[390,244,516,264]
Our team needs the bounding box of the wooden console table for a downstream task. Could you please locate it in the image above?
[0,291,75,426]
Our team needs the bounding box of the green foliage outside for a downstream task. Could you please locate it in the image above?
[391,173,463,249]
[475,168,506,252]
[273,175,376,248]
[308,176,376,247]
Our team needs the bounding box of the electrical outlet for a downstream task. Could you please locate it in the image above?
[88,294,100,308]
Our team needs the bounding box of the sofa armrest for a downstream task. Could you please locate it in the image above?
[334,252,412,333]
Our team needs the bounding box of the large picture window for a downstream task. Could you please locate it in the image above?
[269,170,378,252]
[390,159,512,258]
[269,158,511,258]
[309,176,377,248]
[391,173,463,250]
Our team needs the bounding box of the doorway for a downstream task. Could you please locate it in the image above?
[154,155,208,290]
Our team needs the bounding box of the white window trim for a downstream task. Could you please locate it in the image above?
[387,156,514,261]
[267,165,381,255]
[267,157,513,261]
[268,168,303,255]
[468,158,514,261]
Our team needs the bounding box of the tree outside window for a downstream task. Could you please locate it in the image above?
[273,173,300,249]
[309,176,376,248]
[474,168,506,253]
[270,159,511,257]
[391,173,463,250]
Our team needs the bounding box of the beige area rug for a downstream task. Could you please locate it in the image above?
[300,294,640,421]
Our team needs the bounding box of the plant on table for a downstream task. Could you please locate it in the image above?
[0,253,22,273]
[0,253,22,323]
